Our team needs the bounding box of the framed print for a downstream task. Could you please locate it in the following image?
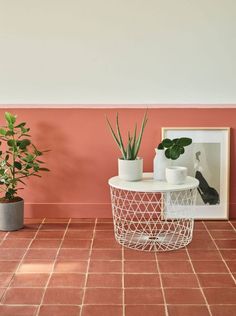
[162,128,230,219]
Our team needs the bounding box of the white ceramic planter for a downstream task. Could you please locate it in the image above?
[153,149,170,181]
[0,198,24,231]
[118,158,143,181]
[166,166,187,185]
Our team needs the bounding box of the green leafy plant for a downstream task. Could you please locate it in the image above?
[106,111,148,160]
[0,112,49,201]
[158,137,192,160]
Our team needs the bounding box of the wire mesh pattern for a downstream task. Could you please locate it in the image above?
[110,186,198,251]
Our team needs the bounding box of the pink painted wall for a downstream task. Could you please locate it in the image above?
[0,108,235,218]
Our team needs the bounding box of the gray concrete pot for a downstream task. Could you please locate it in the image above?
[0,198,24,231]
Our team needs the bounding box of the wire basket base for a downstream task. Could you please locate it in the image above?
[114,226,193,252]
[110,186,197,252]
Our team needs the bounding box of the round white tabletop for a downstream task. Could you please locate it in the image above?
[108,172,199,192]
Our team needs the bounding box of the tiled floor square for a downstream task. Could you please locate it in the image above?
[167,305,210,316]
[209,230,236,239]
[36,231,64,239]
[24,248,58,260]
[17,260,54,273]
[65,230,93,239]
[210,305,236,316]
[125,288,164,304]
[0,305,37,316]
[89,260,122,273]
[81,305,122,316]
[43,288,83,304]
[2,287,44,304]
[204,221,233,230]
[40,223,68,231]
[86,274,122,288]
[91,249,122,260]
[92,239,122,249]
[0,249,26,260]
[161,273,199,288]
[10,273,49,287]
[197,273,235,287]
[220,249,236,260]
[188,249,222,261]
[84,288,122,304]
[0,261,19,272]
[203,288,236,304]
[125,305,165,316]
[54,260,88,273]
[0,273,14,287]
[48,273,85,287]
[30,239,61,248]
[68,223,95,230]
[215,239,236,249]
[124,249,156,261]
[225,260,236,272]
[38,305,80,316]
[164,288,205,304]
[156,250,188,261]
[124,260,158,273]
[61,239,91,248]
[57,248,90,260]
[158,261,193,273]
[94,230,115,239]
[192,260,228,273]
[124,273,161,288]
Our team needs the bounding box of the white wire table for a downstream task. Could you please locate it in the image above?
[108,173,199,252]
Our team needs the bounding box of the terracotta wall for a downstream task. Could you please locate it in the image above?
[0,108,235,219]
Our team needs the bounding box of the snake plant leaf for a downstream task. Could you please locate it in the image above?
[116,113,126,159]
[133,111,148,159]
[106,116,121,147]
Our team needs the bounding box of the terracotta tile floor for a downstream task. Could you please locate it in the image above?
[0,218,235,316]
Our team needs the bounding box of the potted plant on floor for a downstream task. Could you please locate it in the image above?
[0,112,49,231]
[154,137,192,181]
[106,111,148,181]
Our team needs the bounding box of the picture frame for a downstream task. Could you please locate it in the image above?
[162,127,230,220]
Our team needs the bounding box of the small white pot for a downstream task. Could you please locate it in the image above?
[166,166,187,185]
[118,158,143,181]
[153,149,170,181]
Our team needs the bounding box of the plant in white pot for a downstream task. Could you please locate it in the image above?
[154,137,192,181]
[106,112,148,181]
[0,112,49,231]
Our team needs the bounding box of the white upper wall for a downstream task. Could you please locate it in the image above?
[0,0,235,105]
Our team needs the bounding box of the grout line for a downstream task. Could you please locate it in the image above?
[34,218,71,316]
[154,252,169,316]
[229,220,236,231]
[185,223,213,316]
[0,218,46,305]
[0,231,9,246]
[79,218,97,316]
[122,246,125,316]
[203,221,236,285]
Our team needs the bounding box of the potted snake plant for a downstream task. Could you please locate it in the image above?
[106,111,148,181]
[0,112,49,231]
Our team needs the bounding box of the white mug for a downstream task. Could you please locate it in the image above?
[165,166,187,185]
